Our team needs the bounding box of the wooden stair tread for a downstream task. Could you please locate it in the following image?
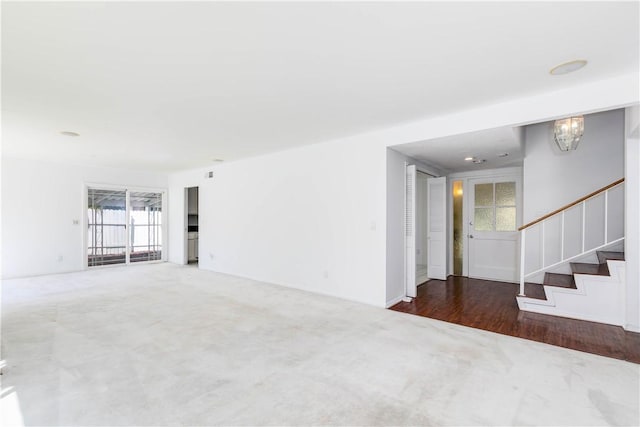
[570,262,610,276]
[543,272,576,289]
[597,251,625,264]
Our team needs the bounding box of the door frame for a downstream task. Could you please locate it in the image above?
[83,183,168,270]
[404,163,438,299]
[446,166,523,278]
[183,186,199,265]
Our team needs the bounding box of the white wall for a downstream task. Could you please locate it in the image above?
[1,156,168,278]
[522,109,624,223]
[385,149,407,306]
[169,139,388,307]
[625,106,640,332]
[166,73,637,311]
[385,148,444,306]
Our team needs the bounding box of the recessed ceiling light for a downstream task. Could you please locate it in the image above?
[464,156,474,161]
[497,152,509,158]
[60,131,80,137]
[550,60,587,76]
[472,159,487,164]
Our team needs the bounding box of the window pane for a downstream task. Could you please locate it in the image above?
[474,208,494,231]
[87,188,126,267]
[496,207,516,231]
[129,192,163,263]
[475,183,493,206]
[496,182,516,206]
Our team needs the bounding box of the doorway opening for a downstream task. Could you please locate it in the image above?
[185,187,199,265]
[452,180,464,275]
[405,164,445,299]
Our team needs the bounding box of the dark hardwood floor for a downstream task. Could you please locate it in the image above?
[390,276,640,364]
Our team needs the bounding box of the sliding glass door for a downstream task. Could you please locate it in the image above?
[87,187,164,267]
[87,188,127,266]
[129,191,163,263]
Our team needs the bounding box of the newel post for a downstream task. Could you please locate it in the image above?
[519,228,526,296]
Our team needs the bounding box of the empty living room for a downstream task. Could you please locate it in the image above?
[1,1,639,426]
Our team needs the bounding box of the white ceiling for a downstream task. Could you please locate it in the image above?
[392,126,525,174]
[2,2,638,172]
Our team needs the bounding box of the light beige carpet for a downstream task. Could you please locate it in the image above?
[1,263,638,426]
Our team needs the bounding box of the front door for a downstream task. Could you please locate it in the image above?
[468,176,521,282]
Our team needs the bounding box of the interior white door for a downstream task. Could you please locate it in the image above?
[405,164,417,297]
[415,172,430,285]
[427,176,447,280]
[468,177,520,282]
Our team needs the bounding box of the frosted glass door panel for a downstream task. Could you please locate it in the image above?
[469,176,521,282]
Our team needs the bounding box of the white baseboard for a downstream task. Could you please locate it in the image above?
[386,295,405,308]
[624,323,640,333]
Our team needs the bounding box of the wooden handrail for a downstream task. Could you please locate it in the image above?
[518,178,625,231]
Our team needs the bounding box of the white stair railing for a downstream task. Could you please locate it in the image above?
[518,179,625,296]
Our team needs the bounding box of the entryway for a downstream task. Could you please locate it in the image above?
[448,171,522,282]
[185,186,199,265]
[404,165,521,300]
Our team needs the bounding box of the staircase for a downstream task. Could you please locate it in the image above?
[517,250,626,326]
[516,179,627,327]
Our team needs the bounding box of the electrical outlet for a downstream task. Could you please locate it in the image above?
[72,219,79,225]
[57,255,63,262]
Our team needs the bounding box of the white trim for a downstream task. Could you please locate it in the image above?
[524,237,625,279]
[416,166,438,178]
[447,166,523,180]
[446,167,523,280]
[386,295,405,308]
[125,189,131,264]
[183,187,190,265]
[86,259,165,271]
[625,324,640,333]
[402,161,408,298]
[82,183,89,270]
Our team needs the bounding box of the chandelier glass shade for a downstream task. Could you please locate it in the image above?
[553,116,584,151]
